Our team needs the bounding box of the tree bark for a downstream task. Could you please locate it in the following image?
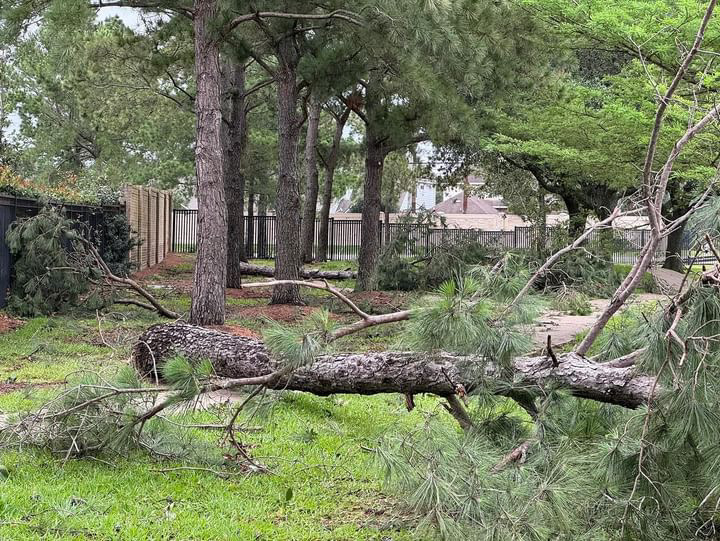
[563,195,588,239]
[257,194,268,259]
[236,262,356,280]
[317,108,350,262]
[356,137,385,291]
[133,324,657,409]
[356,73,387,292]
[536,189,547,256]
[224,61,248,288]
[271,35,303,305]
[245,180,255,257]
[383,207,391,244]
[189,0,227,325]
[662,214,687,273]
[300,95,321,263]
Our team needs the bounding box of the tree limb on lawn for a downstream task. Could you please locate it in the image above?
[132,324,657,409]
[237,262,356,281]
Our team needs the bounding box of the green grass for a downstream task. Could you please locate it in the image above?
[0,392,436,540]
[0,257,434,539]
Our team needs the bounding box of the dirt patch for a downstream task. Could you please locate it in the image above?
[207,325,262,339]
[348,291,411,313]
[226,286,273,299]
[131,253,194,280]
[233,304,318,323]
[0,381,57,395]
[0,314,24,334]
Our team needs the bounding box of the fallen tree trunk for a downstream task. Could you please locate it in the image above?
[238,262,356,280]
[133,324,656,409]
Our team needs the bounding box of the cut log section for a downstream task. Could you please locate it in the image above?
[238,262,356,280]
[133,324,656,409]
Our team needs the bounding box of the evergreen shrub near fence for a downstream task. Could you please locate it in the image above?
[0,194,127,309]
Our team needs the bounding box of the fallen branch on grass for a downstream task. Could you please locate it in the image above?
[132,323,657,409]
[238,262,356,281]
[76,237,180,319]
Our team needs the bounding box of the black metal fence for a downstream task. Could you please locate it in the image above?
[0,194,124,308]
[172,210,703,264]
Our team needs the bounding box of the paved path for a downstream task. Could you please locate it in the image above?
[532,267,688,351]
[532,293,666,350]
[651,267,688,296]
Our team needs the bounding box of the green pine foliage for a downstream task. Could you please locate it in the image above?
[262,310,337,369]
[96,210,139,277]
[376,275,720,540]
[6,207,101,316]
[6,206,136,315]
[399,263,540,366]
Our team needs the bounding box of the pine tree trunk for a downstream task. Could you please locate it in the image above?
[356,137,385,291]
[271,36,302,305]
[300,96,321,263]
[189,0,227,325]
[257,194,268,259]
[662,219,686,272]
[317,108,349,262]
[357,73,388,291]
[133,324,657,409]
[317,169,334,263]
[225,61,248,288]
[245,181,255,258]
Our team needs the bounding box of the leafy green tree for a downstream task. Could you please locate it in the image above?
[6,12,194,189]
[349,0,552,291]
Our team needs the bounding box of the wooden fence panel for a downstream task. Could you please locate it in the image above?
[124,186,173,271]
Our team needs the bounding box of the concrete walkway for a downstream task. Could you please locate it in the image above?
[651,267,689,295]
[532,267,688,351]
[532,294,666,350]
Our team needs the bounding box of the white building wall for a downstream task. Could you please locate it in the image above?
[398,180,437,211]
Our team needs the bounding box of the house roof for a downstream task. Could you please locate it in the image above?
[433,195,501,214]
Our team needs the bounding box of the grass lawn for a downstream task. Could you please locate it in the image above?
[0,255,438,540]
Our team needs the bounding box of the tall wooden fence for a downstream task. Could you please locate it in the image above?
[0,194,123,308]
[124,186,173,271]
[172,211,705,264]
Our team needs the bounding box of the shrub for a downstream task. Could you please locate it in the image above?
[377,256,420,291]
[552,289,593,315]
[97,211,139,277]
[6,208,100,316]
[420,238,496,289]
[6,207,137,315]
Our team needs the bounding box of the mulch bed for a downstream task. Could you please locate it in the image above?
[0,314,24,334]
[231,304,318,323]
[131,253,194,280]
[347,291,411,312]
[207,325,262,339]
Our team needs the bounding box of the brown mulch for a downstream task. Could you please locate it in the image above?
[0,381,58,395]
[131,253,193,280]
[207,325,262,339]
[149,279,273,299]
[226,286,273,299]
[0,314,24,334]
[232,304,318,323]
[347,291,411,312]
